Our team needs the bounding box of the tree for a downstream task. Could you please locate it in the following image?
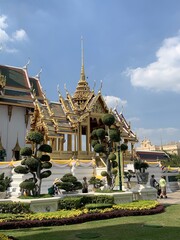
[14,131,52,196]
[91,113,127,189]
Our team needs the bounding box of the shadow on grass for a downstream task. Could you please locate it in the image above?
[5,221,180,240]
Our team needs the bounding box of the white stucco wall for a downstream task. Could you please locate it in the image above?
[0,105,30,161]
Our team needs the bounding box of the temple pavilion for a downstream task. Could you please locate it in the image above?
[0,42,138,164]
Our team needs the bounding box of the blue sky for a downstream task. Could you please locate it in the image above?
[1,0,180,146]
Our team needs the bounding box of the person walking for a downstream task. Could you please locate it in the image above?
[159,176,167,198]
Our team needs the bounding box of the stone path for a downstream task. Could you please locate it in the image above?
[157,190,180,204]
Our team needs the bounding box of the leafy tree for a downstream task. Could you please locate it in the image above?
[14,131,52,196]
[91,113,127,189]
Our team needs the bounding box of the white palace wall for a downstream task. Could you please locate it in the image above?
[0,105,30,161]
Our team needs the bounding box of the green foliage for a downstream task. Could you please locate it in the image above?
[39,144,52,153]
[41,162,52,169]
[91,140,99,147]
[88,177,104,189]
[112,161,118,168]
[102,114,115,126]
[14,165,29,174]
[25,157,39,169]
[59,173,82,192]
[40,154,51,162]
[101,171,108,177]
[20,180,36,191]
[85,203,113,210]
[96,128,106,139]
[111,168,118,175]
[91,129,97,139]
[0,233,9,240]
[0,149,6,161]
[94,143,104,153]
[14,131,53,196]
[108,153,116,161]
[40,170,51,179]
[58,197,83,210]
[109,128,120,142]
[20,147,32,156]
[27,131,44,144]
[58,195,114,210]
[134,160,149,173]
[0,201,31,214]
[162,154,180,167]
[120,143,128,152]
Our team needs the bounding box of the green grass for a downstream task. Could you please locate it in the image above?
[1,204,180,240]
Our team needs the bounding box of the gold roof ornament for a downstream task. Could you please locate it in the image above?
[12,136,21,151]
[0,74,6,94]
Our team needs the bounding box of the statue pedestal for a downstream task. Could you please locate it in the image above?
[131,184,157,200]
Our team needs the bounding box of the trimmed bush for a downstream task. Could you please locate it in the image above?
[108,153,116,161]
[102,114,115,126]
[85,203,113,210]
[14,166,29,174]
[94,143,104,153]
[120,143,128,152]
[27,131,44,144]
[109,129,120,142]
[38,144,52,153]
[0,202,31,214]
[96,128,106,139]
[40,154,51,162]
[20,147,32,156]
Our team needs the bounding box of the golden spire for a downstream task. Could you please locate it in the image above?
[73,37,91,102]
[80,36,85,81]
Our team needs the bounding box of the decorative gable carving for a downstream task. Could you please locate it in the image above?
[92,98,107,114]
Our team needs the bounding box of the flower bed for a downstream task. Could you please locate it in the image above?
[0,202,164,230]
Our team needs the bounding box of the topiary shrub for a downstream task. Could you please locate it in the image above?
[14,131,52,196]
[91,113,120,189]
[102,114,115,126]
[88,177,104,189]
[120,143,128,152]
[94,143,104,153]
[0,173,12,192]
[58,173,82,192]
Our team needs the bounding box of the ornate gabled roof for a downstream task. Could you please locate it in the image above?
[29,76,44,103]
[113,109,138,142]
[0,64,43,108]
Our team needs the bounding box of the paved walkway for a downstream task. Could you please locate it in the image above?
[157,190,180,204]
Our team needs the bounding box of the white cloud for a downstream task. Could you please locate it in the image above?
[12,29,28,41]
[0,28,10,43]
[127,32,180,92]
[104,95,127,111]
[0,14,28,53]
[0,15,8,29]
[135,127,180,145]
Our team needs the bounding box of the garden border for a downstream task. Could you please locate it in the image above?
[0,204,164,230]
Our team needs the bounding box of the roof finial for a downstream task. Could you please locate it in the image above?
[92,80,96,92]
[57,84,61,97]
[98,80,103,93]
[35,68,42,79]
[80,36,85,81]
[23,58,30,69]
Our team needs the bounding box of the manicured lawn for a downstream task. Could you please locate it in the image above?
[1,204,180,240]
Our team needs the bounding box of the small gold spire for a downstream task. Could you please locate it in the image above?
[80,36,85,81]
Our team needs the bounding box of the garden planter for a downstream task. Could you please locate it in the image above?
[136,172,149,184]
[0,191,6,199]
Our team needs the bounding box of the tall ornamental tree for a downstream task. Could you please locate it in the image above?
[14,131,52,196]
[91,113,128,189]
